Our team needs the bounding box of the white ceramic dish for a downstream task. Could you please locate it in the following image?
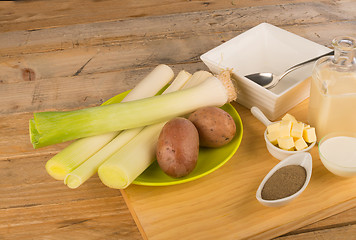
[200,22,332,120]
[318,132,356,177]
[251,106,316,160]
[256,152,313,207]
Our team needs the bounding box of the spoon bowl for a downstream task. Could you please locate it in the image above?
[256,152,313,207]
[245,51,334,89]
[243,73,275,88]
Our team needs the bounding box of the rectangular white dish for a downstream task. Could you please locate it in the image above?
[200,23,332,120]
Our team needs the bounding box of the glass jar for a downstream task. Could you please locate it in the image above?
[308,36,356,140]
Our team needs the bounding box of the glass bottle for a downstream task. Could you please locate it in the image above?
[308,36,356,140]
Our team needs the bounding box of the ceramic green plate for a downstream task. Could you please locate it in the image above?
[133,103,243,186]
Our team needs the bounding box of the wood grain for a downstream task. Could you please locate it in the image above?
[0,0,316,33]
[1,0,355,239]
[1,1,356,58]
[0,152,142,240]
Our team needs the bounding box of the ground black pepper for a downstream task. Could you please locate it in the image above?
[261,165,306,200]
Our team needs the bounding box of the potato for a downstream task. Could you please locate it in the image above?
[188,106,236,148]
[156,117,199,178]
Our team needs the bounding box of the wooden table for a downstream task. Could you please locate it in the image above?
[1,1,355,239]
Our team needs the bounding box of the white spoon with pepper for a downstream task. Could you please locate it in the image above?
[256,152,312,207]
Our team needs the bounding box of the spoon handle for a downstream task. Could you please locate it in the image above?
[251,106,273,127]
[300,152,313,169]
[280,50,334,80]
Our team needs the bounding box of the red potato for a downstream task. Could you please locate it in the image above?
[188,106,236,148]
[156,117,199,178]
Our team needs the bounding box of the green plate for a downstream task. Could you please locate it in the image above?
[133,103,243,186]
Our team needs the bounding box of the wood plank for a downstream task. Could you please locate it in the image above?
[0,153,141,240]
[1,1,355,57]
[257,198,356,240]
[278,206,356,238]
[0,0,316,33]
[0,69,164,114]
[0,156,117,204]
[276,224,356,239]
[299,207,356,231]
[0,197,141,240]
[0,112,64,159]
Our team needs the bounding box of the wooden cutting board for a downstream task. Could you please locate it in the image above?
[121,98,356,240]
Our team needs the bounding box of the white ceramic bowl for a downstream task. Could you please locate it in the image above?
[256,152,313,207]
[318,132,356,177]
[200,22,332,120]
[251,106,316,161]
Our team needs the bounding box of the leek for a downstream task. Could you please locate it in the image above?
[97,71,223,189]
[64,70,192,188]
[30,70,236,148]
[44,64,174,180]
[98,121,166,189]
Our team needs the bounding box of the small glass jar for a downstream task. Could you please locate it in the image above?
[308,36,356,140]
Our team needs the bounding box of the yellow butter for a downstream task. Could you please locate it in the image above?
[277,136,295,150]
[279,120,292,137]
[303,127,317,143]
[267,122,280,134]
[291,122,304,139]
[295,138,308,151]
[282,113,298,123]
[267,132,279,145]
[266,113,317,151]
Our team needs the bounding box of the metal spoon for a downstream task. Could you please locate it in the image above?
[245,51,334,89]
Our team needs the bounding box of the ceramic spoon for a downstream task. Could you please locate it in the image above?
[256,152,313,207]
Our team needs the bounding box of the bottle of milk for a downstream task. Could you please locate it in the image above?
[308,36,356,140]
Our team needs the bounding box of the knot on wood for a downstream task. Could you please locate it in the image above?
[22,68,36,81]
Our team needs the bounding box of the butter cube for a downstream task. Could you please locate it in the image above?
[282,113,298,123]
[295,138,308,151]
[279,121,292,137]
[267,122,280,134]
[291,122,304,139]
[303,127,317,143]
[277,136,295,150]
[267,131,279,145]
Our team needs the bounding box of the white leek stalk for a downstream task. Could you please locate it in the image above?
[97,71,222,189]
[98,122,166,189]
[64,70,192,188]
[31,71,236,148]
[44,64,174,180]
